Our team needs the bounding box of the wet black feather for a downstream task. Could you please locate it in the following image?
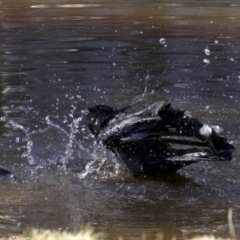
[87,102,235,177]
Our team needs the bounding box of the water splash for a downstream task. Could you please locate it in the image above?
[132,74,150,104]
[1,104,123,179]
[6,119,29,134]
[78,140,123,180]
[22,104,89,168]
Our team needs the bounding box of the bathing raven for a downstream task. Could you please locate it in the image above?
[87,102,234,177]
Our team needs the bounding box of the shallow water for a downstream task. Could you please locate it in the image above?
[0,0,240,238]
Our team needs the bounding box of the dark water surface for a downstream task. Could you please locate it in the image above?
[0,0,240,238]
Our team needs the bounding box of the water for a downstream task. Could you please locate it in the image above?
[0,0,240,238]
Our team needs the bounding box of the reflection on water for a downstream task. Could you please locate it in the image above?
[0,0,240,238]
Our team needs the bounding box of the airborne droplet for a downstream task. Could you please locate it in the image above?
[204,48,210,56]
[159,38,166,44]
[203,59,210,65]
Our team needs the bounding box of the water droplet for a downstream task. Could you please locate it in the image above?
[204,48,210,56]
[15,137,20,143]
[215,40,219,44]
[159,38,166,44]
[28,156,36,165]
[203,59,210,65]
[113,62,116,67]
[205,105,210,110]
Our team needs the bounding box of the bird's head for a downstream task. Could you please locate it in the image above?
[87,104,131,137]
[87,105,115,137]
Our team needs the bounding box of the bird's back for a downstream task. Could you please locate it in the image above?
[87,102,235,177]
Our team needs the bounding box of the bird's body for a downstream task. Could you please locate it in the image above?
[87,102,234,177]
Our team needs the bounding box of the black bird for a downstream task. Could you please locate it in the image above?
[87,102,235,177]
